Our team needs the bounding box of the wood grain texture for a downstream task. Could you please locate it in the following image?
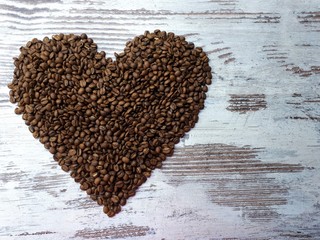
[0,0,319,239]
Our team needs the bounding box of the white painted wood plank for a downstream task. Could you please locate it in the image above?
[0,0,319,239]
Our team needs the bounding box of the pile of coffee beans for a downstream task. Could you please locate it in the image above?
[8,30,212,217]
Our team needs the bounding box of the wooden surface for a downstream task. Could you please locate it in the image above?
[0,0,320,239]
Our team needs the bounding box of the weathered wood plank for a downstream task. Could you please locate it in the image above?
[0,0,319,239]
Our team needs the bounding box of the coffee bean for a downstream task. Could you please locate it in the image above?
[8,30,212,217]
[122,156,130,164]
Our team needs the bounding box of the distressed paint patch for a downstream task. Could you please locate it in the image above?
[73,225,154,239]
[163,144,303,221]
[226,94,267,113]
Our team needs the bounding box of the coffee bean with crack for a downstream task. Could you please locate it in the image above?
[8,30,212,217]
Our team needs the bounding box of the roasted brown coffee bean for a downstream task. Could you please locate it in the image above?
[122,156,130,164]
[8,30,212,217]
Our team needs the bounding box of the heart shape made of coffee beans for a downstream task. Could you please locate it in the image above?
[8,30,212,217]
